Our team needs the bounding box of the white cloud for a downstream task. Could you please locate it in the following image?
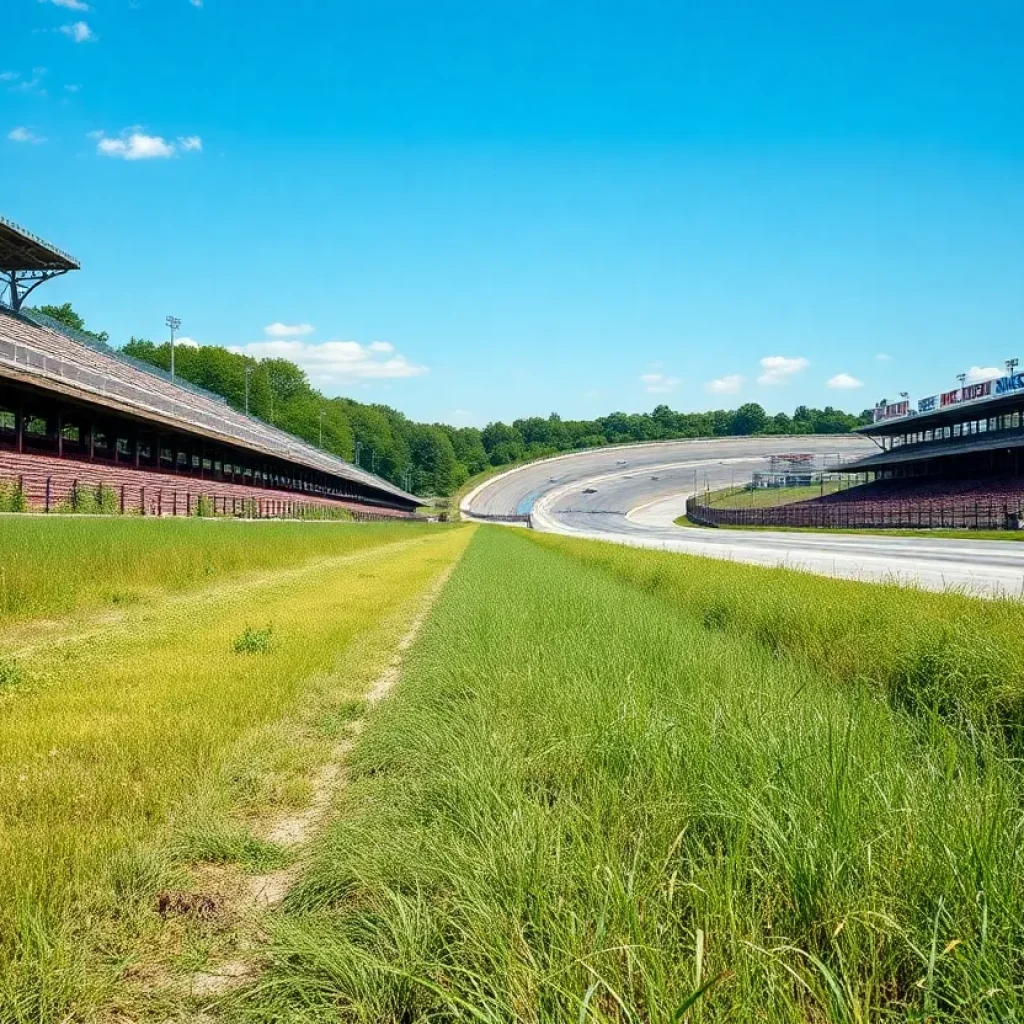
[93,129,201,160]
[64,83,81,93]
[12,74,46,97]
[232,339,428,382]
[368,340,393,353]
[174,336,200,349]
[42,0,90,9]
[0,72,19,82]
[190,0,203,6]
[875,353,892,362]
[826,372,864,390]
[966,365,1001,383]
[758,355,809,386]
[264,322,315,338]
[178,135,202,152]
[704,374,743,395]
[640,372,680,394]
[7,126,46,144]
[58,21,95,42]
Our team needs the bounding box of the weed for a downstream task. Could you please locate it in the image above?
[233,625,274,654]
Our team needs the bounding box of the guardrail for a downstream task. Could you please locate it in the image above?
[462,511,533,526]
[686,495,1024,531]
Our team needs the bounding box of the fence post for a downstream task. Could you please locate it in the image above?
[45,476,51,513]
[158,489,162,517]
[141,486,146,515]
[120,484,125,514]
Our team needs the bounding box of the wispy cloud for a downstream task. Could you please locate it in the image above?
[41,0,90,9]
[264,322,315,338]
[704,374,743,395]
[966,365,1001,383]
[758,355,809,386]
[826,373,864,390]
[228,339,428,382]
[93,129,203,160]
[875,353,892,362]
[175,336,200,349]
[58,20,95,42]
[0,71,19,83]
[7,126,47,144]
[640,372,680,394]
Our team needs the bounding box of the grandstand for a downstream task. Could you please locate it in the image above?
[689,368,1024,531]
[0,217,420,517]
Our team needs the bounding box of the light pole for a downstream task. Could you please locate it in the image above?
[355,440,363,467]
[319,409,325,448]
[1007,358,1019,378]
[244,365,252,415]
[957,373,966,389]
[165,315,181,382]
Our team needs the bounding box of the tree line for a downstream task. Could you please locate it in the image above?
[30,303,873,496]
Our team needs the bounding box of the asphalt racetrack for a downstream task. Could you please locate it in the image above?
[462,436,1024,597]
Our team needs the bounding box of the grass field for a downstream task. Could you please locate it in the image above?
[237,527,1024,1023]
[6,519,1024,1022]
[0,517,442,624]
[0,518,471,1021]
[699,481,843,509]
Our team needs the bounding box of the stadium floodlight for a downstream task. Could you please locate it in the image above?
[165,316,181,382]
[1007,359,1019,377]
[355,440,363,467]
[956,373,966,387]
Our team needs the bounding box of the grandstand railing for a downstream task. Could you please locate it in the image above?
[0,301,414,504]
[686,495,1024,531]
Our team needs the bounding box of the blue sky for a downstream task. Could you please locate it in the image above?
[3,0,1024,426]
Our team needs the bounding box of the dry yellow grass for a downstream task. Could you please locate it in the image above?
[0,522,473,1022]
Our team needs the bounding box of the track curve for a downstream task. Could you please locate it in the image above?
[462,437,1024,597]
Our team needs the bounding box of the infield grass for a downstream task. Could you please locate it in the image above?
[241,527,1024,1023]
[0,519,471,1022]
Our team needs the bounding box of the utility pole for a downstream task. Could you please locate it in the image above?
[355,440,363,467]
[165,315,181,382]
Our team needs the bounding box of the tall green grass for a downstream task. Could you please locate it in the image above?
[243,527,1024,1022]
[0,518,438,625]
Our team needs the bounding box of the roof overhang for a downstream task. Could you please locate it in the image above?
[0,216,80,272]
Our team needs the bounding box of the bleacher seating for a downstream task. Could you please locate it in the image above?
[0,449,414,519]
[0,304,414,506]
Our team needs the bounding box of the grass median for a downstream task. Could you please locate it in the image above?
[243,526,1024,1022]
[0,519,471,1022]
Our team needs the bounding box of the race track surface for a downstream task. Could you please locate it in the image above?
[462,437,1024,597]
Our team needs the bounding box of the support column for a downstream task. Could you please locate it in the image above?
[56,412,63,458]
[15,402,23,454]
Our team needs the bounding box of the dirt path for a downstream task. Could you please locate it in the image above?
[149,558,457,1013]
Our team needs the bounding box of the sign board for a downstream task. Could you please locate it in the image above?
[917,395,938,413]
[962,380,992,402]
[940,389,961,407]
[995,372,1024,395]
[873,400,910,422]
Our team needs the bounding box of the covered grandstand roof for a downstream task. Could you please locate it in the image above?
[840,429,1024,473]
[0,216,80,272]
[0,303,420,506]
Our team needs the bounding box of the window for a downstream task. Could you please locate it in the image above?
[943,426,951,439]
[979,419,987,433]
[953,423,962,437]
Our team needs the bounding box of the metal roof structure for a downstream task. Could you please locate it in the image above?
[0,215,80,311]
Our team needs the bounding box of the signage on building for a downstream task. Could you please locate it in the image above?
[940,389,962,407]
[873,400,910,422]
[917,395,938,413]
[962,380,993,402]
[995,372,1024,395]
